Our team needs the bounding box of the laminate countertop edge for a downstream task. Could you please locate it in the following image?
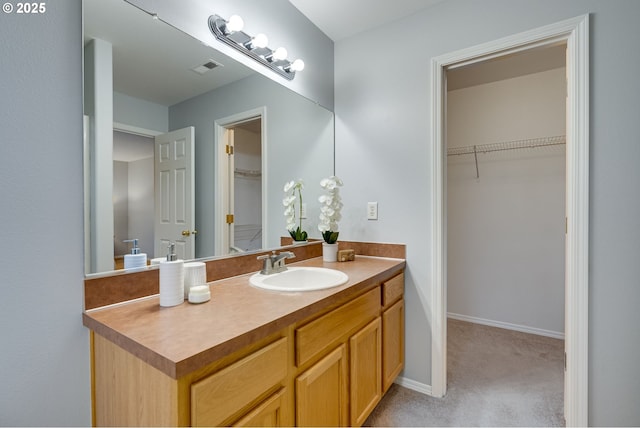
[83,256,406,379]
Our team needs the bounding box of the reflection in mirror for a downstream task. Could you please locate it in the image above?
[83,0,334,276]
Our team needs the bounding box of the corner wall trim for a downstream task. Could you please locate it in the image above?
[395,376,433,396]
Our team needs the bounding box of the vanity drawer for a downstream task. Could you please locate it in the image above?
[296,287,380,367]
[382,273,404,308]
[191,337,288,427]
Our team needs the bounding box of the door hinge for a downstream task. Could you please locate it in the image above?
[564,352,567,371]
[226,144,234,155]
[565,217,568,234]
[226,214,234,224]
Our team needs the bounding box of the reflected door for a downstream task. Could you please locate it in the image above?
[231,121,262,252]
[218,116,263,255]
[154,127,195,260]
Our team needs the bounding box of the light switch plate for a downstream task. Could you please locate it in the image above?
[367,202,378,220]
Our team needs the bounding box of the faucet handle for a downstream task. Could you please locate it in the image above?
[257,252,277,275]
[258,251,278,260]
[281,251,295,259]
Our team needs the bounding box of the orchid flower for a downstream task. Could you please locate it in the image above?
[283,179,307,241]
[318,176,343,244]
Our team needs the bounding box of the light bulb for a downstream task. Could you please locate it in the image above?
[252,33,269,49]
[290,59,305,72]
[226,14,244,33]
[272,47,288,61]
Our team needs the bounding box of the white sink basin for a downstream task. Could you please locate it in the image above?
[249,267,349,292]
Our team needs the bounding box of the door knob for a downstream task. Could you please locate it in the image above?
[182,230,198,237]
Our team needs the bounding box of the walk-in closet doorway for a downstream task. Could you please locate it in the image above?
[445,42,567,420]
[429,15,590,427]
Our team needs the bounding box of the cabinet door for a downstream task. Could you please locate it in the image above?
[191,338,287,426]
[350,317,382,427]
[296,344,348,427]
[382,299,404,392]
[234,388,285,427]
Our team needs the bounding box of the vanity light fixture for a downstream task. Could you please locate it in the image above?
[208,14,304,80]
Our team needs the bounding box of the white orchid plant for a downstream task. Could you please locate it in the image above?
[318,176,343,244]
[283,179,308,241]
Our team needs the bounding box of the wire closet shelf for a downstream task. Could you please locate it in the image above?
[446,135,565,178]
[234,167,262,178]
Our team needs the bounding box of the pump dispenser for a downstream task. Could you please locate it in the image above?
[159,242,184,307]
[123,239,147,270]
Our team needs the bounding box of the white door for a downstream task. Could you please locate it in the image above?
[154,127,195,260]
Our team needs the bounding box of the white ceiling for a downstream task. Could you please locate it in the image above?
[288,0,445,41]
[447,44,566,91]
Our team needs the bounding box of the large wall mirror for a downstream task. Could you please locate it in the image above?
[84,0,334,276]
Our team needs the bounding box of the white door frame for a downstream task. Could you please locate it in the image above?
[214,107,267,255]
[430,15,589,426]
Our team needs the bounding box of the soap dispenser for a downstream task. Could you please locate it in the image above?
[159,242,184,307]
[123,239,147,270]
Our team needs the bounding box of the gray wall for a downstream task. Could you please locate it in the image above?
[335,0,640,425]
[169,74,334,257]
[114,91,168,132]
[447,68,566,337]
[0,0,91,425]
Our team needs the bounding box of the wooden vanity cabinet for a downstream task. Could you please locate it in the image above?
[294,287,380,426]
[90,269,405,427]
[92,332,291,427]
[350,317,382,426]
[382,273,405,392]
[190,337,289,427]
[293,272,404,427]
[295,344,348,426]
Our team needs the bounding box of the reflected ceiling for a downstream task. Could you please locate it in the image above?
[84,0,254,106]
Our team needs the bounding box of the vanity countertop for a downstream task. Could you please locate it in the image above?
[83,255,405,379]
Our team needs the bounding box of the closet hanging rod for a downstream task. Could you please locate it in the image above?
[447,135,565,157]
[234,167,262,178]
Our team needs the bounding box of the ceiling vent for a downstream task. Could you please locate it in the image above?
[191,59,223,75]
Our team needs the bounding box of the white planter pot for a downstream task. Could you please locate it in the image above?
[322,243,338,262]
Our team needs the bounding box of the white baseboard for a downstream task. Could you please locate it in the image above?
[447,312,565,340]
[394,376,432,396]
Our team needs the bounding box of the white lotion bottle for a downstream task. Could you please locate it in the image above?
[159,243,184,307]
[123,239,147,270]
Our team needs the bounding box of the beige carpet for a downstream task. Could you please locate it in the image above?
[365,319,565,427]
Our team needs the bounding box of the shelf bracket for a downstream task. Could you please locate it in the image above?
[473,145,479,179]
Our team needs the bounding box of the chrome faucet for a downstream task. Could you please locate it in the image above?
[257,251,296,275]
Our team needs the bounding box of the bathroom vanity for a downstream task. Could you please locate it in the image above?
[83,243,405,426]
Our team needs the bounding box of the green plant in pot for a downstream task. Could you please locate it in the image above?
[283,179,308,242]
